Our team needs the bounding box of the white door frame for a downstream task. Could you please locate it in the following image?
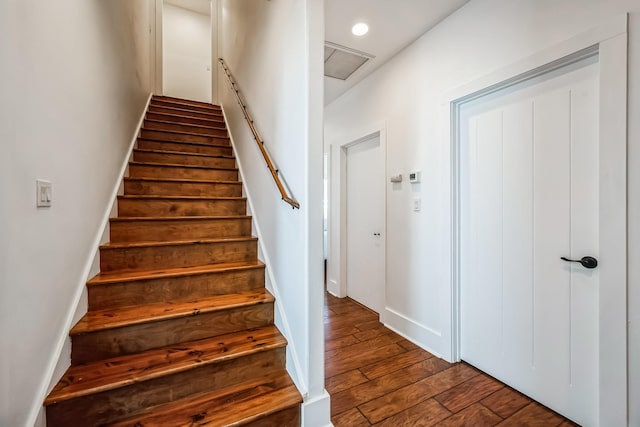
[443,15,628,426]
[328,123,387,312]
[210,0,219,104]
[154,0,163,95]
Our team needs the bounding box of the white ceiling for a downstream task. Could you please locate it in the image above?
[163,0,469,103]
[324,0,470,104]
[164,0,211,16]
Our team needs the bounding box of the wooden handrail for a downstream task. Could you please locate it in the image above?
[218,58,300,209]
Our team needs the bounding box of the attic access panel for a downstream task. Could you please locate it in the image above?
[324,42,375,80]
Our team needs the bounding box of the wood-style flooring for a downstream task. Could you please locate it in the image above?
[324,293,578,426]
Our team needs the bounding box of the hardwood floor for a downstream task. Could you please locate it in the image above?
[325,293,578,426]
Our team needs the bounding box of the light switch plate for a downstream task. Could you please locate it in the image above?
[36,179,52,208]
[413,197,421,212]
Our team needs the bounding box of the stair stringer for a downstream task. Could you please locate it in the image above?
[27,93,153,427]
[220,105,308,399]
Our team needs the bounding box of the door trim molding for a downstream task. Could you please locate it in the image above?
[443,15,628,426]
[154,0,163,95]
[327,122,387,311]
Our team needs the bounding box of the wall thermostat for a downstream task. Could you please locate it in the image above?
[409,170,421,183]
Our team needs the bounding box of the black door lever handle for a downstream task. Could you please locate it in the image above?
[560,256,598,269]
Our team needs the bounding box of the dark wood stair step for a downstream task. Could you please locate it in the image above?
[133,148,236,169]
[124,177,243,197]
[138,137,232,156]
[71,289,273,334]
[45,328,288,426]
[140,128,230,145]
[146,111,225,127]
[47,325,285,404]
[117,195,246,217]
[152,95,222,111]
[144,119,228,138]
[87,261,265,310]
[109,373,301,427]
[129,161,238,181]
[99,236,257,272]
[109,216,252,242]
[148,104,224,120]
[70,290,274,363]
[151,99,222,114]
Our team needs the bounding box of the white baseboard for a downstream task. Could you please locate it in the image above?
[301,390,332,427]
[26,93,153,427]
[382,307,443,359]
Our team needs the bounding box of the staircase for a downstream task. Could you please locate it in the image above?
[44,95,302,426]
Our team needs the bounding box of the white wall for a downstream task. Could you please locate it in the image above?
[218,0,329,425]
[163,2,212,103]
[0,1,152,425]
[325,1,640,425]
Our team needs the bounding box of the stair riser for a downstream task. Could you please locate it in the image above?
[118,198,246,217]
[100,239,257,272]
[138,139,232,156]
[248,405,301,427]
[146,112,225,127]
[71,303,274,363]
[47,348,285,427]
[133,151,235,168]
[151,99,221,114]
[124,180,242,197]
[129,163,238,181]
[140,129,229,145]
[109,218,252,243]
[148,105,223,120]
[144,120,228,137]
[88,267,265,310]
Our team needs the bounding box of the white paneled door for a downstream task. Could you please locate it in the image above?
[346,134,385,314]
[460,56,600,426]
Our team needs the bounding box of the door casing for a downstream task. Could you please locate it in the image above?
[328,123,387,318]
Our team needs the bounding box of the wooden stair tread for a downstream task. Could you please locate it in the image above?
[129,160,237,172]
[148,104,223,118]
[152,95,222,110]
[109,373,301,427]
[110,215,250,222]
[101,235,256,250]
[87,261,264,285]
[145,118,227,132]
[138,137,230,148]
[124,176,242,185]
[45,326,286,404]
[146,111,225,123]
[118,194,245,201]
[141,127,230,140]
[134,148,234,159]
[70,289,274,334]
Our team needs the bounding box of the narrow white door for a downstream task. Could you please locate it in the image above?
[460,56,600,426]
[163,0,212,102]
[346,135,385,313]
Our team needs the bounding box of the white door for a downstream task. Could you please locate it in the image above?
[460,56,600,426]
[346,135,385,313]
[163,0,212,102]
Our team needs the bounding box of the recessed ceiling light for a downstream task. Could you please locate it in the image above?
[351,22,369,36]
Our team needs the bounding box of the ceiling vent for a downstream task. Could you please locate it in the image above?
[324,41,375,80]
